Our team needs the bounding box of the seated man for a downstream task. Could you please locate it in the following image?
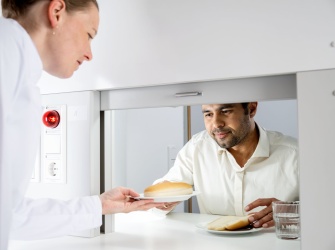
[155,102,299,228]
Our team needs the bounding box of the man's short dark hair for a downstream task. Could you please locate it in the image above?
[241,103,249,115]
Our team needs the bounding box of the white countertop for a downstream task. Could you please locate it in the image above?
[9,211,300,250]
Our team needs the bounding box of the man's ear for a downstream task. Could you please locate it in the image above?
[248,102,258,118]
[48,0,66,28]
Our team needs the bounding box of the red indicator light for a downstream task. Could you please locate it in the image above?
[42,110,60,128]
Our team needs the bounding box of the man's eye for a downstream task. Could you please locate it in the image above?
[221,110,231,114]
[88,33,93,40]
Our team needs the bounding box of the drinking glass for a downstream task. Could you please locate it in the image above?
[272,201,300,240]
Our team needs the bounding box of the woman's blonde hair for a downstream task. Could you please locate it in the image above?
[1,0,99,19]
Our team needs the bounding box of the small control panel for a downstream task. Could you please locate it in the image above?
[40,105,67,183]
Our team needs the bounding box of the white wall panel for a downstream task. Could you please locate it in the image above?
[26,91,101,238]
[39,0,335,94]
[297,69,335,250]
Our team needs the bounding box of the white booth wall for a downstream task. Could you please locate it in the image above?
[36,0,335,94]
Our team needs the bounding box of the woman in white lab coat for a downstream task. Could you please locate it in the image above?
[0,1,162,249]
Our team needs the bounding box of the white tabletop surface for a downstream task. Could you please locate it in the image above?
[9,211,300,250]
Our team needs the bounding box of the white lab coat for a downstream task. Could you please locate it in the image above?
[0,18,102,250]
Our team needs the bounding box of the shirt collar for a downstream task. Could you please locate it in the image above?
[252,123,270,158]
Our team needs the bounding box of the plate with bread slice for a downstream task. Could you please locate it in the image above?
[134,191,200,202]
[196,215,264,235]
[132,182,200,202]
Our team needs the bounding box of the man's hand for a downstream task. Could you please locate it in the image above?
[156,201,181,211]
[100,187,164,215]
[245,198,279,228]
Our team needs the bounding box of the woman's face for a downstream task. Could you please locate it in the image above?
[45,3,99,78]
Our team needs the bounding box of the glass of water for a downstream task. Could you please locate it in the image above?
[272,201,300,240]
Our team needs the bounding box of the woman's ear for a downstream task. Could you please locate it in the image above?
[48,0,66,28]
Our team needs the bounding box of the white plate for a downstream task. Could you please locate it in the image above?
[196,223,264,235]
[132,191,200,202]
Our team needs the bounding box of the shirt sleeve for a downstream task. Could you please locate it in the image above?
[10,195,102,240]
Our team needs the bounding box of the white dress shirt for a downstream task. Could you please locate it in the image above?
[156,125,299,215]
[0,18,101,250]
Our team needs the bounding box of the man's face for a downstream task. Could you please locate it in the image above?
[202,103,253,148]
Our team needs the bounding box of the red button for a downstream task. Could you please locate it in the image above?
[42,110,60,128]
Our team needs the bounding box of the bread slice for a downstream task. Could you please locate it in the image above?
[144,182,193,197]
[207,215,251,231]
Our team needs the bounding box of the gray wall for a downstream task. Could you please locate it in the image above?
[111,106,186,212]
[191,100,298,138]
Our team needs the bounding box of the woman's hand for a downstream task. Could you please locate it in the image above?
[100,187,164,214]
